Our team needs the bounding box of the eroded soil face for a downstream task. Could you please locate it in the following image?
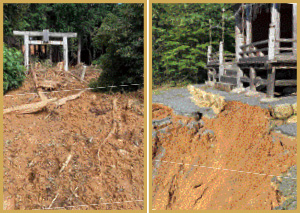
[152,102,296,210]
[3,67,144,210]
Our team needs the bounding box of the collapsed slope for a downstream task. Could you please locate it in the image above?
[152,102,296,210]
[3,66,144,210]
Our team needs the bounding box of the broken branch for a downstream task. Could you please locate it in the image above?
[59,154,72,174]
[31,68,48,101]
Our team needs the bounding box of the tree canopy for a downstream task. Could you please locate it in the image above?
[4,3,144,92]
[4,3,115,64]
[91,3,144,89]
[152,3,236,86]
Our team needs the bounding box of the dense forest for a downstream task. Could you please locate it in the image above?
[3,3,144,93]
[152,3,236,87]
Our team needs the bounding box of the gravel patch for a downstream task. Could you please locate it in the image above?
[272,165,297,210]
[153,84,297,137]
[274,123,297,137]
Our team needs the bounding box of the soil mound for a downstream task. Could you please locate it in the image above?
[3,67,144,210]
[152,101,296,210]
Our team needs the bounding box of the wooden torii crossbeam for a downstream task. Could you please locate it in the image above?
[13,30,77,71]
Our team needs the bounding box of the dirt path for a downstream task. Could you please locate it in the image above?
[3,67,144,210]
[152,102,296,210]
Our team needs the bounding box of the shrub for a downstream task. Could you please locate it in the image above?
[91,4,144,92]
[3,44,26,93]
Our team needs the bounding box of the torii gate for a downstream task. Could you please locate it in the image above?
[13,30,77,71]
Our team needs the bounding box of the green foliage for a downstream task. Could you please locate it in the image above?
[4,3,143,93]
[4,4,115,63]
[3,44,26,93]
[91,4,144,91]
[152,3,236,86]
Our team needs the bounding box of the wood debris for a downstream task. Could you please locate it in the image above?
[53,90,85,106]
[4,91,84,115]
[4,98,58,114]
[39,80,60,90]
[31,68,48,101]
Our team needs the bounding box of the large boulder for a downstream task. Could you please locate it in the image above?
[272,104,294,119]
[188,85,226,114]
[286,115,297,124]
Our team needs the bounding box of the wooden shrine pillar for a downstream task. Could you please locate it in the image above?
[235,14,243,61]
[267,66,276,98]
[24,35,29,72]
[219,41,224,79]
[275,4,280,55]
[246,4,252,55]
[212,68,217,83]
[207,45,212,63]
[269,3,280,60]
[77,37,81,65]
[293,4,297,56]
[249,66,256,91]
[49,46,53,62]
[63,36,68,71]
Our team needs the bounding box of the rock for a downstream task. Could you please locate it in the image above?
[272,104,294,119]
[286,115,297,124]
[205,81,215,87]
[274,124,297,137]
[244,90,262,97]
[152,117,172,128]
[260,97,279,103]
[230,87,246,94]
[188,85,226,114]
[203,111,217,119]
[292,103,297,115]
[211,96,226,114]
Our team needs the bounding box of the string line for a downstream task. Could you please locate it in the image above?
[154,159,296,180]
[4,83,143,97]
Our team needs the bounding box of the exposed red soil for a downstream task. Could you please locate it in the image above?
[3,67,144,210]
[152,102,296,210]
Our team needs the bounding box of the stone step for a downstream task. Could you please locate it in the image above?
[225,69,238,77]
[224,62,239,70]
[220,75,238,85]
[215,82,237,92]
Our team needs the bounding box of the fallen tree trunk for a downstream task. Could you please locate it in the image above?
[53,90,85,106]
[4,98,58,114]
[4,91,84,115]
